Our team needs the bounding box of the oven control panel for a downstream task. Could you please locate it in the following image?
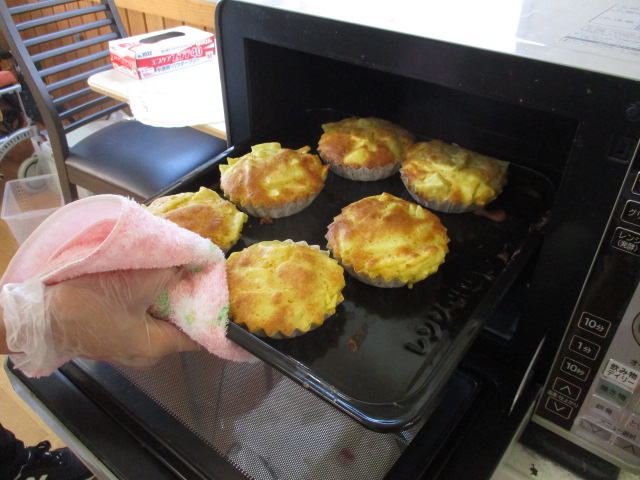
[534,146,640,472]
[570,284,640,466]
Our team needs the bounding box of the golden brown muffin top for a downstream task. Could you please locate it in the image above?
[326,193,449,287]
[146,187,248,251]
[401,140,509,207]
[219,142,329,208]
[226,240,345,337]
[318,117,415,169]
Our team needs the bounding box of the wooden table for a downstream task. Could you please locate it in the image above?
[88,61,227,140]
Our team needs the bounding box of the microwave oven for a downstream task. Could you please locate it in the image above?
[6,1,640,479]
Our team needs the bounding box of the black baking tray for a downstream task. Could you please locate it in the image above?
[158,108,555,432]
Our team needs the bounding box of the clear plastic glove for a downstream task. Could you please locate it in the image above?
[2,268,200,377]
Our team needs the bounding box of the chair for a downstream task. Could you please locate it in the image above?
[0,0,228,203]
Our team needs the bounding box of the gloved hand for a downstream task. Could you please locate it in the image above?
[1,267,200,377]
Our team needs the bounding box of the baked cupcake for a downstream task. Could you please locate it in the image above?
[226,240,346,338]
[219,142,329,218]
[400,140,509,213]
[326,193,449,288]
[317,117,415,181]
[146,186,248,252]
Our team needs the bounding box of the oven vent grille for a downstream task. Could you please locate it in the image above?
[117,351,422,480]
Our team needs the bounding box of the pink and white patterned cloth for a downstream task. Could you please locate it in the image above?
[1,194,252,365]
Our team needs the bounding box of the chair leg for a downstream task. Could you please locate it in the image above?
[57,174,79,204]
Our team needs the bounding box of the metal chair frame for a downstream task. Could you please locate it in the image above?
[0,0,131,201]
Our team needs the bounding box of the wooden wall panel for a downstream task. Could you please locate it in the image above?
[115,0,216,33]
[2,0,122,123]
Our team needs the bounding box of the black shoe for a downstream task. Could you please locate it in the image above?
[14,440,94,480]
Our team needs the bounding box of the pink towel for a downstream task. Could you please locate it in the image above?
[1,194,252,363]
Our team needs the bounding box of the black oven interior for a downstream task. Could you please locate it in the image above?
[241,40,577,184]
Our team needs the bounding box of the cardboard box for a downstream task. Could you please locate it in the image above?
[109,26,215,79]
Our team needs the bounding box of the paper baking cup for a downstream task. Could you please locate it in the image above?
[231,240,344,338]
[341,263,409,288]
[326,161,400,182]
[401,176,479,214]
[238,193,319,218]
[238,321,325,339]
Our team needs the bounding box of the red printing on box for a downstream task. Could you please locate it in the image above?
[109,26,215,79]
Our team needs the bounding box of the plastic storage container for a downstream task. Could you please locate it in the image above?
[2,174,63,244]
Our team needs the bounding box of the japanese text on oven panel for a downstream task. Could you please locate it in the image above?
[603,359,640,389]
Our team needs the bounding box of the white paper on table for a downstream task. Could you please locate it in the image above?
[128,61,225,128]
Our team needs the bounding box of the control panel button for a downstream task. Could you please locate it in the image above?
[633,172,640,196]
[596,379,632,407]
[587,396,623,423]
[609,135,637,163]
[602,359,640,390]
[611,227,640,256]
[614,437,640,458]
[632,312,640,348]
[625,414,640,437]
[561,357,591,382]
[578,312,612,338]
[552,377,581,401]
[545,396,573,419]
[580,418,613,441]
[569,335,601,361]
[622,201,640,227]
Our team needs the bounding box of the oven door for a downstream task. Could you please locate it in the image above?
[5,324,542,480]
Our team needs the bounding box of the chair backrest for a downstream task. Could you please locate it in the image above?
[0,0,129,199]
